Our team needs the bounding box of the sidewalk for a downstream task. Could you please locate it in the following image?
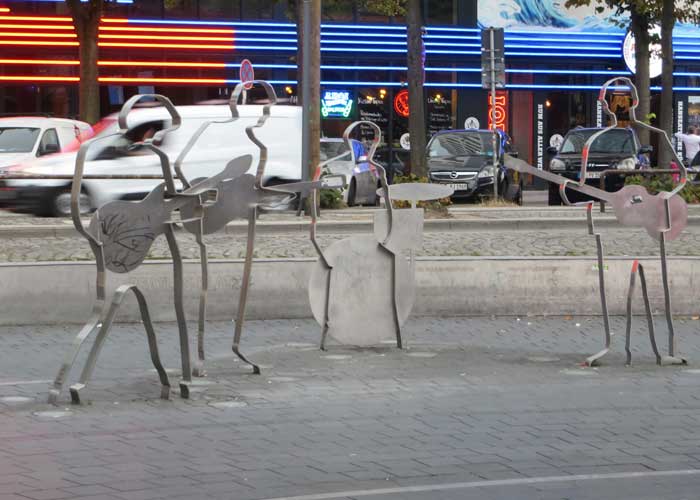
[1,317,700,499]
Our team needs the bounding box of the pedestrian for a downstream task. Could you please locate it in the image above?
[674,126,700,166]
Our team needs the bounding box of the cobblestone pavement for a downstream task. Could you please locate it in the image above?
[1,317,700,499]
[1,223,700,262]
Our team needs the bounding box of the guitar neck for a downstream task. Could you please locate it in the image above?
[504,155,614,203]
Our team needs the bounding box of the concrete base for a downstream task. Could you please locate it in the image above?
[2,256,699,325]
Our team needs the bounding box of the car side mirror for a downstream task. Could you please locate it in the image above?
[638,145,653,154]
[546,146,558,156]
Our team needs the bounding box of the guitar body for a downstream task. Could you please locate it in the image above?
[88,183,170,273]
[608,185,688,241]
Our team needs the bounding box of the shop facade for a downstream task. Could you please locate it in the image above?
[0,0,699,175]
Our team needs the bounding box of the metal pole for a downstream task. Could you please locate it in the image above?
[489,28,498,199]
[301,0,312,184]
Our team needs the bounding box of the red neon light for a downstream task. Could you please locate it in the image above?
[394,89,409,118]
[488,90,508,133]
[0,58,78,65]
[100,26,234,35]
[0,8,10,13]
[0,32,76,38]
[0,75,79,82]
[99,77,228,84]
[0,24,74,30]
[99,34,232,42]
[0,40,78,46]
[98,42,234,50]
[100,18,129,23]
[0,15,71,22]
[99,60,226,68]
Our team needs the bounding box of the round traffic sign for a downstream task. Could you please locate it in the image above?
[464,117,480,129]
[400,133,410,150]
[240,59,254,90]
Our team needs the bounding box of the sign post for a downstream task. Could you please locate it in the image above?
[481,27,505,199]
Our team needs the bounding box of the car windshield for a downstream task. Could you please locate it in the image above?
[0,127,40,153]
[427,132,494,158]
[560,129,636,155]
[320,141,350,161]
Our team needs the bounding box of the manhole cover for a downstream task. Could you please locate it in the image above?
[210,401,248,409]
[0,396,34,404]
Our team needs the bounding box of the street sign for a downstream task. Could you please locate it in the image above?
[240,59,254,90]
[400,133,410,150]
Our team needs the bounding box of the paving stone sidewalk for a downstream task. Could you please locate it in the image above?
[1,317,700,499]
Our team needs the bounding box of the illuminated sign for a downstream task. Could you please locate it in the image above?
[487,90,507,132]
[623,28,662,79]
[394,89,410,118]
[321,90,353,118]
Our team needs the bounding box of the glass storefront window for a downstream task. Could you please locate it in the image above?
[164,0,196,18]
[128,0,164,17]
[426,0,455,25]
[242,0,277,20]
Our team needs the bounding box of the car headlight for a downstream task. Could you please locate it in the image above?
[550,158,566,171]
[478,166,495,178]
[618,157,636,170]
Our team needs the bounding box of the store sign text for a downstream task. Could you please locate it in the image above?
[321,90,353,118]
[536,103,544,170]
[487,91,507,132]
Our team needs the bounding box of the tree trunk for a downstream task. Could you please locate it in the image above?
[296,0,303,105]
[631,7,651,148]
[67,0,102,124]
[406,0,427,177]
[303,0,321,215]
[659,0,675,168]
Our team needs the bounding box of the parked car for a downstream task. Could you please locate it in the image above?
[0,104,302,216]
[0,117,92,169]
[320,137,379,206]
[426,129,522,204]
[546,126,651,205]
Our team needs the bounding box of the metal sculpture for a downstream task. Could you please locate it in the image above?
[174,80,344,375]
[504,76,688,366]
[49,94,199,404]
[307,121,453,349]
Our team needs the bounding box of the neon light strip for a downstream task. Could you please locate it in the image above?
[0,8,9,13]
[99,60,226,68]
[0,15,71,22]
[98,42,234,49]
[99,26,234,34]
[0,75,78,81]
[100,77,228,84]
[0,31,76,38]
[99,34,233,42]
[0,40,78,46]
[0,23,73,30]
[0,58,78,65]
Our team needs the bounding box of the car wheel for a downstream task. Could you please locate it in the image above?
[347,179,357,207]
[51,189,91,217]
[548,183,562,206]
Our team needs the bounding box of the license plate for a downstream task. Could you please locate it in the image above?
[585,172,601,179]
[447,183,471,191]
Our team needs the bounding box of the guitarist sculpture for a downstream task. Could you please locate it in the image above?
[49,94,204,404]
[504,76,688,366]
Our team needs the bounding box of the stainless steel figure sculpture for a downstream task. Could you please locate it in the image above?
[174,80,344,375]
[49,94,201,404]
[308,121,453,349]
[504,76,688,366]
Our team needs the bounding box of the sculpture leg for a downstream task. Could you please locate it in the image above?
[232,205,260,374]
[658,233,685,365]
[638,264,662,365]
[164,224,193,398]
[585,231,611,366]
[391,253,403,349]
[193,224,208,377]
[319,268,332,351]
[69,285,171,404]
[624,261,638,366]
[48,252,107,405]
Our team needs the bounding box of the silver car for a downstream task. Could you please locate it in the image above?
[320,138,380,206]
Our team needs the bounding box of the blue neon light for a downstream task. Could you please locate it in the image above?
[321,90,353,118]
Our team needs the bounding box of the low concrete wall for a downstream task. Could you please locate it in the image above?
[2,256,699,325]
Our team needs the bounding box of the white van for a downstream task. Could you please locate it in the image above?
[0,104,302,216]
[0,117,92,168]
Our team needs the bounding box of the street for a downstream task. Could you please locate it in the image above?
[1,316,700,500]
